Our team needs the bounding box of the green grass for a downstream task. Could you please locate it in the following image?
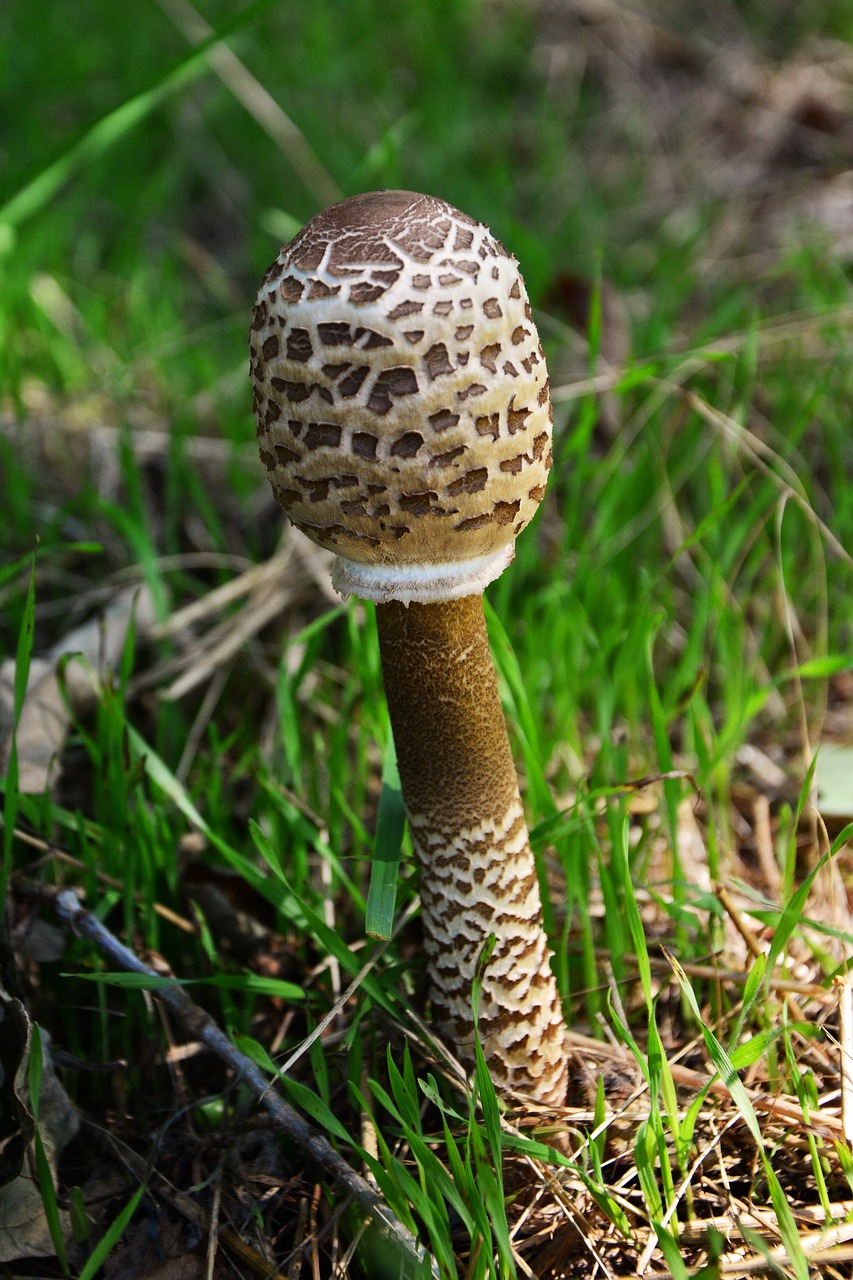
[3,1,853,1276]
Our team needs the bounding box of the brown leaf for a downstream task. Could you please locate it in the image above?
[0,586,156,794]
[0,986,79,1262]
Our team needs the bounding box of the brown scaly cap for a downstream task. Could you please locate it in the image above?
[250,190,553,603]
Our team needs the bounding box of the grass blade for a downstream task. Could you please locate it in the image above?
[366,734,406,940]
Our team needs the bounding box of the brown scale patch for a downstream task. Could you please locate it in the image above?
[499,455,524,475]
[368,367,419,414]
[352,432,378,460]
[338,366,369,397]
[460,298,473,310]
[532,432,548,458]
[428,409,459,433]
[438,273,461,286]
[433,301,453,316]
[528,484,546,502]
[390,432,424,458]
[502,361,518,376]
[251,302,267,330]
[483,298,502,319]
[521,353,540,374]
[287,419,303,436]
[455,325,474,340]
[286,329,313,362]
[274,444,299,465]
[340,499,367,516]
[399,491,440,516]
[453,227,474,250]
[443,257,478,275]
[508,401,531,434]
[387,300,424,320]
[447,468,487,495]
[279,276,302,300]
[475,413,499,439]
[431,446,466,467]
[264,402,281,424]
[317,322,353,346]
[262,335,280,360]
[300,478,330,502]
[511,326,530,345]
[524,302,534,321]
[302,521,381,548]
[275,488,302,509]
[259,447,275,471]
[494,499,521,523]
[403,330,424,344]
[456,382,486,400]
[307,279,340,300]
[360,329,394,349]
[372,269,400,284]
[412,274,431,289]
[509,280,521,298]
[479,343,502,372]
[424,343,454,380]
[350,283,387,304]
[304,422,342,449]
[282,381,311,403]
[258,262,279,290]
[537,379,550,405]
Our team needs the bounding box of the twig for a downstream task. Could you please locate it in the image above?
[54,888,438,1280]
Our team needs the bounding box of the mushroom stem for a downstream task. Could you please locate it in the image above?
[376,595,569,1106]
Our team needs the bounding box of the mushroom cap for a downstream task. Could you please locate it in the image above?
[250,190,553,603]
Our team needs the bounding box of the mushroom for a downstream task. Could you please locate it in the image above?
[249,190,569,1106]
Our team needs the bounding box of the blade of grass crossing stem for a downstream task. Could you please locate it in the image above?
[28,1025,69,1273]
[471,933,516,1276]
[667,949,810,1280]
[366,734,406,940]
[471,935,503,1181]
[2,554,36,906]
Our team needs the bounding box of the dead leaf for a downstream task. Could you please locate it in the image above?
[817,742,853,821]
[0,586,156,793]
[0,986,79,1262]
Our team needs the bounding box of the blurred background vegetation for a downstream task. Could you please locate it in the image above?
[2,1,853,1274]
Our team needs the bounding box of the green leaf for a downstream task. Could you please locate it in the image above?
[77,1184,146,1280]
[2,553,36,905]
[366,734,406,940]
[28,1026,69,1273]
[279,1076,354,1146]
